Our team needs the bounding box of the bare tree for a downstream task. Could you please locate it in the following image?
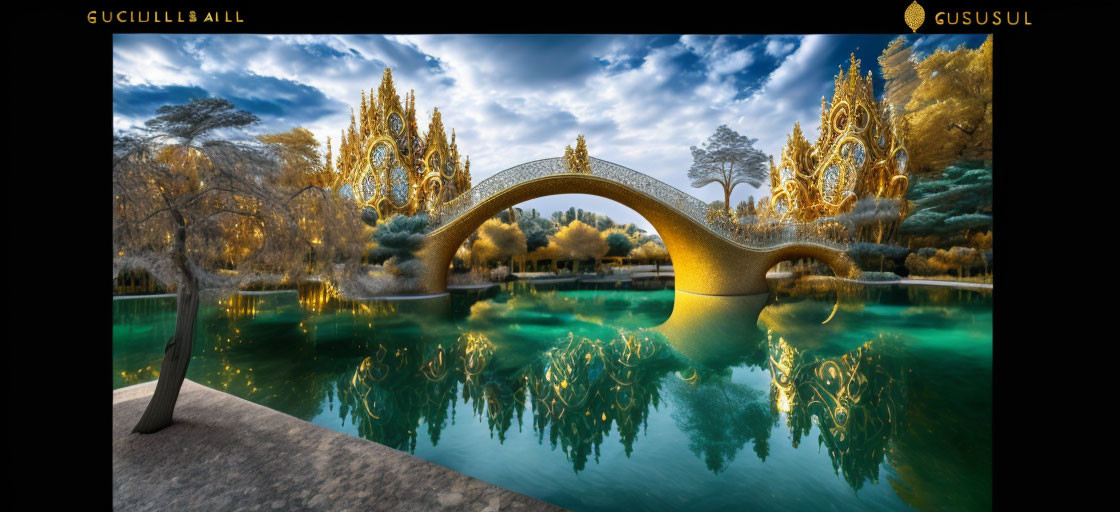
[113,98,364,433]
[688,125,769,211]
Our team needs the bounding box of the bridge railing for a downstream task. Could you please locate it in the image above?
[428,157,848,251]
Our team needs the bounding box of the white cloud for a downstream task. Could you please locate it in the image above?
[113,34,877,233]
[764,36,798,58]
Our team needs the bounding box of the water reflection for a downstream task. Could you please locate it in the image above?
[113,281,990,508]
[328,285,917,486]
[769,331,907,490]
[666,376,772,473]
[343,326,685,471]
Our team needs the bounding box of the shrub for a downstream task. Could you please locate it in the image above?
[605,232,633,258]
[846,243,910,272]
[905,251,948,276]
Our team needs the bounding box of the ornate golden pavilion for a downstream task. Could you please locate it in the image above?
[327,68,471,220]
[768,54,909,222]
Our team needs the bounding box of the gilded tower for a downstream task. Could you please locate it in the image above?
[332,68,471,221]
[563,135,591,174]
[768,54,909,222]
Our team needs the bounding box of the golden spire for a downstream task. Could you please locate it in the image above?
[331,67,473,218]
[336,129,346,174]
[378,68,400,112]
[427,108,446,147]
[565,135,591,174]
[790,122,804,145]
[337,131,348,177]
[370,87,381,129]
[819,95,829,136]
[847,53,861,91]
[830,53,875,108]
[769,154,780,190]
[769,49,909,228]
[359,90,369,139]
[406,90,419,143]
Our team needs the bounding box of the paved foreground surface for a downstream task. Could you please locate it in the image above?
[113,380,563,512]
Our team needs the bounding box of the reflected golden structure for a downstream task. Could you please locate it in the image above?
[297,279,456,320]
[332,288,913,482]
[159,285,920,487]
[342,325,682,471]
[768,54,909,224]
[217,293,267,320]
[331,69,472,220]
[113,268,168,295]
[296,280,338,314]
[654,290,768,368]
[768,331,907,490]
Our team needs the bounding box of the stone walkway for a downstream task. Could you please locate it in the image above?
[804,275,993,290]
[113,380,563,512]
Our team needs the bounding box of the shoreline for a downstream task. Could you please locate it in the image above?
[803,275,993,290]
[113,380,559,511]
[112,274,993,301]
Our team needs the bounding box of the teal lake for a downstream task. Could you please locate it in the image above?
[113,282,992,511]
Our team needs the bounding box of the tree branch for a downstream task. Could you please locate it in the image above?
[948,122,976,136]
[288,185,329,203]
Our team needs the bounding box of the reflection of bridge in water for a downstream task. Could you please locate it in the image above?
[418,156,857,296]
[320,287,908,488]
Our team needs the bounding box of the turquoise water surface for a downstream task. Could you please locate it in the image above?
[113,282,992,511]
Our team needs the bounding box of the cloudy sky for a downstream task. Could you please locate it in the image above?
[113,33,987,233]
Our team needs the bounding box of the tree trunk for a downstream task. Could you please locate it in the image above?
[133,218,199,434]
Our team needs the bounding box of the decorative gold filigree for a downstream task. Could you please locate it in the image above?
[768,331,907,490]
[768,54,910,224]
[564,135,592,174]
[331,68,472,220]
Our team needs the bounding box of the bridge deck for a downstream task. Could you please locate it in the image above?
[427,157,847,252]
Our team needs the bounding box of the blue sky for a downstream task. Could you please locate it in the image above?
[113,33,987,233]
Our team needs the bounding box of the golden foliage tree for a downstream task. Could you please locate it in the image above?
[629,241,670,273]
[552,220,608,272]
[113,99,365,434]
[257,127,333,189]
[470,218,526,268]
[878,38,920,118]
[968,231,992,251]
[881,35,993,173]
[524,243,557,271]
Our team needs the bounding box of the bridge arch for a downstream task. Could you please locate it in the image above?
[416,157,856,296]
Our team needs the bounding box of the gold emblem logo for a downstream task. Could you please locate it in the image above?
[905,1,926,32]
